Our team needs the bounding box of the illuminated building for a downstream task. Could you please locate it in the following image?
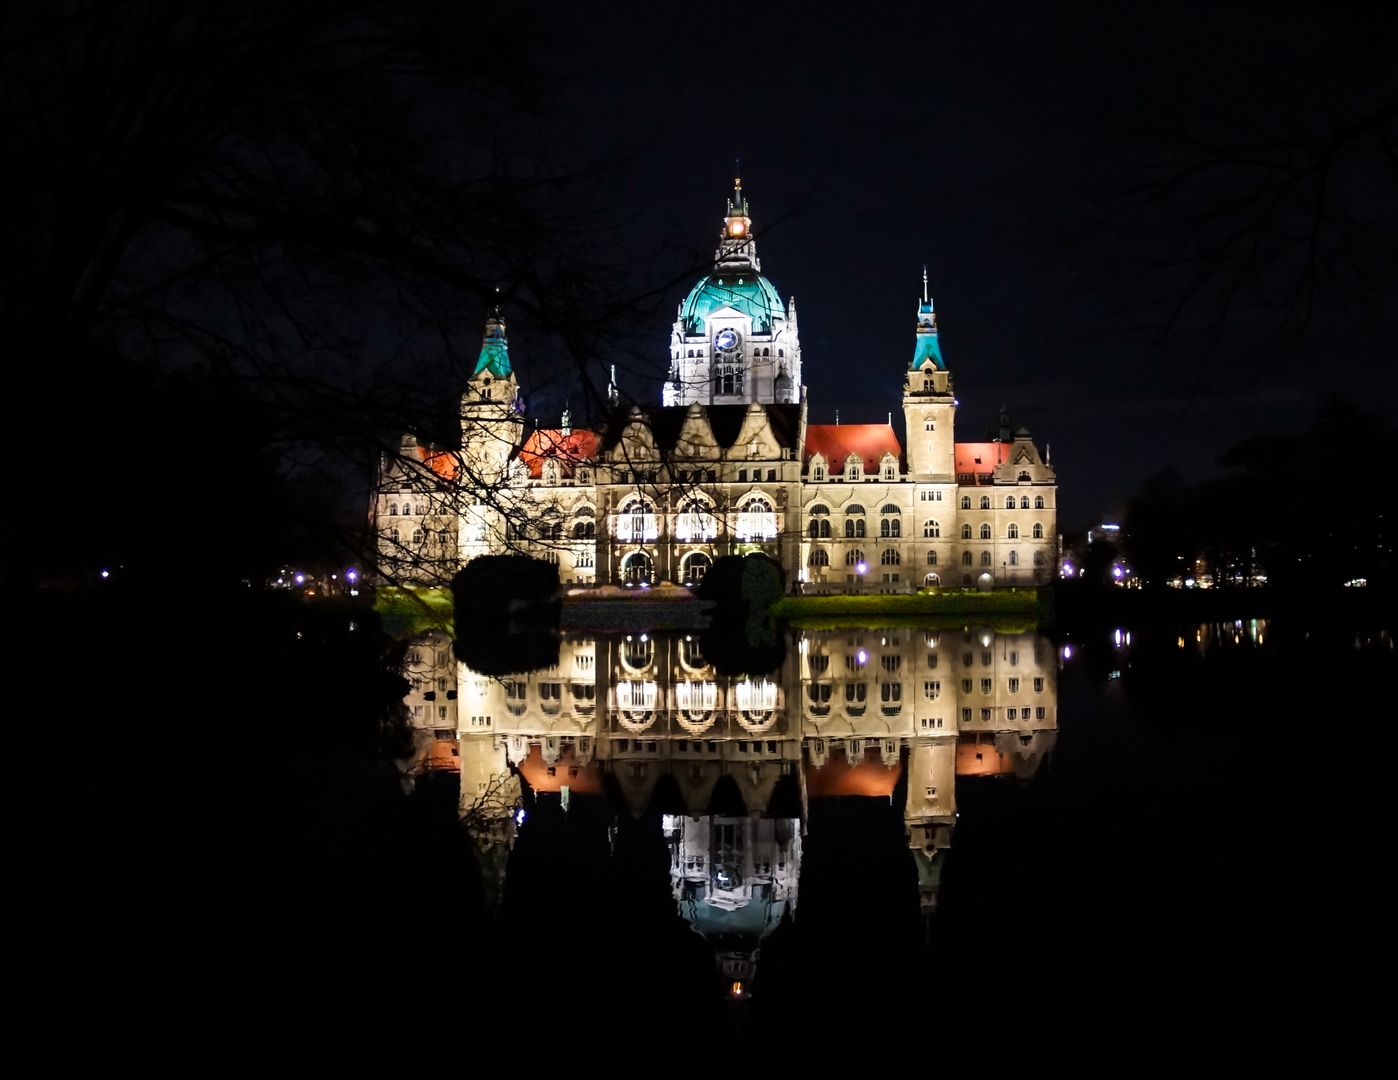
[376,177,1058,590]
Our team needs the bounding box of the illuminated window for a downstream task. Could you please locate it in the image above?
[844,549,865,567]
[808,548,830,567]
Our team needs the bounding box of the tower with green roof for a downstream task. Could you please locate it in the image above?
[460,309,524,498]
[663,175,802,407]
[902,268,957,480]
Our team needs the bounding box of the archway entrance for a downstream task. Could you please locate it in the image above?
[622,552,653,585]
[681,552,712,585]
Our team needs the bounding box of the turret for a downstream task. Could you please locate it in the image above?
[903,269,956,479]
[460,309,524,487]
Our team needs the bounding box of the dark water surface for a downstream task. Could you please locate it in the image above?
[18,594,1393,1064]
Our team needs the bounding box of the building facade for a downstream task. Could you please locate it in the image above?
[375,179,1057,589]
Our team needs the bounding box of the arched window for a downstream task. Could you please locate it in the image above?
[960,496,971,509]
[1032,523,1044,539]
[573,521,596,539]
[808,504,831,539]
[1006,496,1016,509]
[961,551,972,565]
[925,572,940,586]
[923,520,940,538]
[960,524,972,539]
[979,523,992,539]
[881,548,901,565]
[882,460,896,481]
[1034,495,1045,509]
[980,551,992,566]
[879,504,901,537]
[388,503,398,516]
[1019,471,1031,481]
[1009,551,1019,566]
[411,527,424,544]
[1008,524,1019,540]
[845,454,862,481]
[438,529,450,545]
[622,552,653,584]
[550,522,564,540]
[809,548,830,567]
[845,549,866,567]
[979,496,991,510]
[845,504,866,538]
[926,550,938,565]
[389,526,400,542]
[681,552,712,585]
[1021,496,1031,509]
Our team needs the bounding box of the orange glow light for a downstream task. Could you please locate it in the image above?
[730,221,745,236]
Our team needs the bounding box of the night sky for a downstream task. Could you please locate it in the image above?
[513,1,1397,527]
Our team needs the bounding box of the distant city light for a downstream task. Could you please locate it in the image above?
[100,569,110,579]
[856,648,868,665]
[514,808,527,826]
[1061,645,1073,660]
[855,561,867,575]
[1061,562,1074,576]
[1111,565,1124,579]
[345,568,358,583]
[294,573,306,585]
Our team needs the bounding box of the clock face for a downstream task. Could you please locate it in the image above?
[714,328,739,351]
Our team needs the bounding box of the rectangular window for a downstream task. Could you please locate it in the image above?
[767,469,776,482]
[1033,677,1045,692]
[1035,706,1046,720]
[738,469,747,482]
[981,678,992,694]
[1008,678,1020,693]
[961,679,972,693]
[926,653,938,668]
[923,680,940,700]
[1007,707,1017,720]
[980,707,992,721]
[961,707,971,723]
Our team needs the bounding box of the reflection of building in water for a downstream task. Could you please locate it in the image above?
[797,627,1057,912]
[429,625,1058,950]
[664,814,800,992]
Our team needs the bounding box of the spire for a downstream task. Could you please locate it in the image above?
[561,404,571,437]
[473,309,511,378]
[911,269,945,371]
[607,364,619,406]
[717,168,758,273]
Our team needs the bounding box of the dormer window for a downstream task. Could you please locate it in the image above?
[845,454,862,482]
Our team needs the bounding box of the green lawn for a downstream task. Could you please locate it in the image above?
[374,585,455,638]
[771,588,1046,625]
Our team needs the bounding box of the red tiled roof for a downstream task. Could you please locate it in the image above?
[414,445,460,481]
[954,442,1009,476]
[804,424,901,471]
[518,428,601,479]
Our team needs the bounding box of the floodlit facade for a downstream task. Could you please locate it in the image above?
[376,179,1058,589]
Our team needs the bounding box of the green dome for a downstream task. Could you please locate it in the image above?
[680,273,784,334]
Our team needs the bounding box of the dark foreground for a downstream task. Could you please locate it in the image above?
[13,584,1391,1066]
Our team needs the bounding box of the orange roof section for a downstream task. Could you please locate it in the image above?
[414,444,460,481]
[955,738,1013,776]
[518,428,602,479]
[805,746,902,796]
[953,441,1009,476]
[515,743,604,795]
[803,423,901,470]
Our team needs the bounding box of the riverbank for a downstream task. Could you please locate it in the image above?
[772,588,1046,623]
